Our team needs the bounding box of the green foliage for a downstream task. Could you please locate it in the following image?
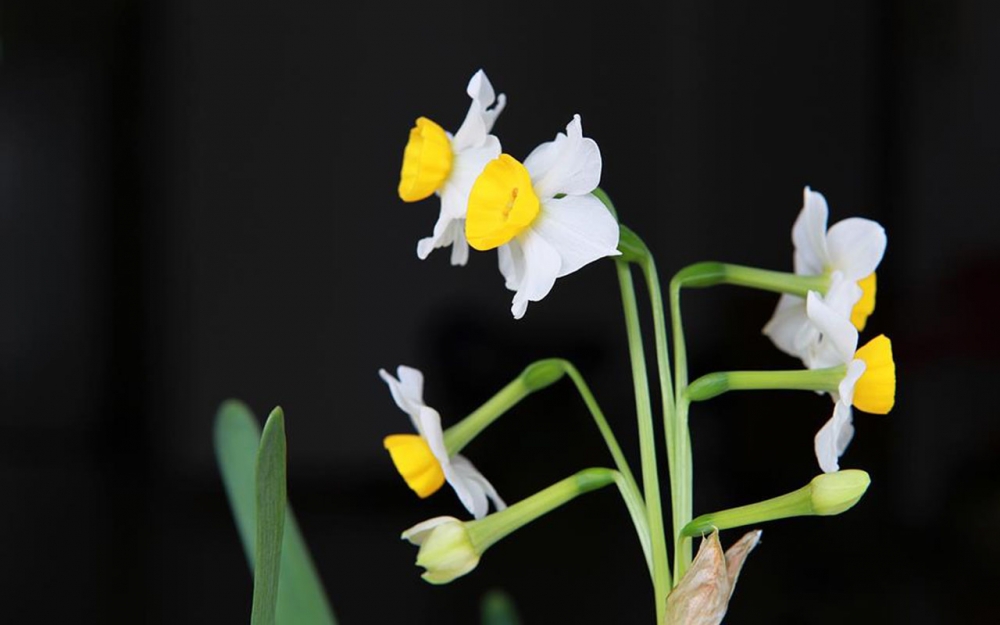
[214,401,338,625]
[480,590,522,625]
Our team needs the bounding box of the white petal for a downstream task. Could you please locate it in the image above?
[532,194,620,277]
[401,515,458,544]
[762,294,809,360]
[497,240,524,291]
[449,229,470,266]
[805,291,858,367]
[444,137,502,219]
[838,359,867,406]
[509,229,562,319]
[822,272,862,319]
[814,401,855,473]
[791,187,831,276]
[418,217,470,266]
[379,367,425,429]
[449,455,505,519]
[451,70,506,152]
[826,217,886,281]
[415,405,449,464]
[524,114,601,199]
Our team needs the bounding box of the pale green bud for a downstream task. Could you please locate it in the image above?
[402,516,481,584]
[520,358,567,392]
[809,469,871,516]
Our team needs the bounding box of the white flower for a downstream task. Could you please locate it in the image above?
[381,365,505,519]
[806,293,896,472]
[398,70,506,266]
[465,115,620,319]
[763,187,886,368]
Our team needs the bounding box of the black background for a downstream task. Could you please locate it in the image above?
[2,1,999,623]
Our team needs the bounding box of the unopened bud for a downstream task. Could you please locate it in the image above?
[402,516,481,584]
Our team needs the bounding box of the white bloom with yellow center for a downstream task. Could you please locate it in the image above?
[398,70,506,266]
[381,365,505,519]
[763,187,887,368]
[465,115,620,319]
[806,292,896,472]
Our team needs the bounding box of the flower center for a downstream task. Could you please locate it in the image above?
[465,154,541,251]
[850,273,877,331]
[398,117,454,203]
[851,334,895,414]
[383,434,446,498]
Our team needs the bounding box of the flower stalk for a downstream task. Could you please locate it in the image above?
[686,367,847,401]
[681,470,871,537]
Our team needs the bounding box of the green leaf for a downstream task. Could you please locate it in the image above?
[214,401,338,625]
[480,589,522,625]
[251,408,287,625]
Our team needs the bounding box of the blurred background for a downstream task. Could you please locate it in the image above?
[2,1,999,623]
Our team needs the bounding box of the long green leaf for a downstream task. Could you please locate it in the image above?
[214,400,338,625]
[480,589,522,625]
[251,408,287,625]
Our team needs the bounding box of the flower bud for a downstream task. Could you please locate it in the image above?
[520,359,567,392]
[402,516,481,584]
[809,469,870,516]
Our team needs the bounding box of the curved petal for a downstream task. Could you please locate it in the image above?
[814,401,856,473]
[379,366,425,429]
[822,272,863,320]
[497,239,525,291]
[442,137,502,220]
[510,229,561,319]
[838,359,867,406]
[524,114,602,199]
[792,187,831,275]
[451,70,507,152]
[415,405,449,463]
[418,216,470,266]
[805,291,858,367]
[401,515,458,544]
[826,217,886,281]
[449,455,505,519]
[762,294,809,360]
[532,194,620,278]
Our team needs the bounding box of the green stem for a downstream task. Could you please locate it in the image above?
[616,260,672,621]
[466,468,618,552]
[619,225,680,587]
[444,377,534,456]
[560,360,653,576]
[686,367,846,401]
[671,261,830,297]
[669,276,693,582]
[441,358,652,576]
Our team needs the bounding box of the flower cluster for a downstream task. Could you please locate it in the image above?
[381,70,897,623]
[398,70,620,319]
[763,187,896,472]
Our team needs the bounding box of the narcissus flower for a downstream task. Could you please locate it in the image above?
[806,292,896,472]
[398,70,506,266]
[764,187,887,368]
[402,516,481,584]
[381,365,505,519]
[465,115,620,318]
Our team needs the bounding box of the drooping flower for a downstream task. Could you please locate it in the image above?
[402,516,481,584]
[381,365,505,519]
[806,292,896,472]
[763,187,887,368]
[398,70,506,266]
[465,115,620,319]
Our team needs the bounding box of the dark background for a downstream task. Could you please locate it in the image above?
[2,1,999,623]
